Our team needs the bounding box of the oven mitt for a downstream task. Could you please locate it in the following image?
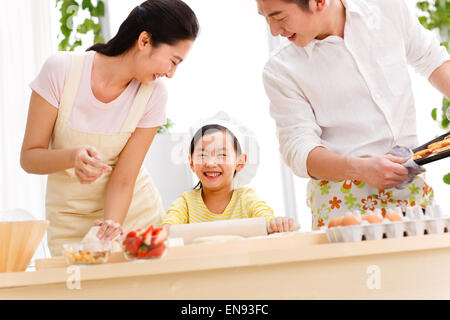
[386,145,425,190]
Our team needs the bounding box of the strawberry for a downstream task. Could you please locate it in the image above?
[151,227,167,247]
[142,225,154,246]
[125,230,138,239]
[144,243,167,259]
[123,236,142,253]
[137,245,148,259]
[124,249,137,259]
[135,228,146,238]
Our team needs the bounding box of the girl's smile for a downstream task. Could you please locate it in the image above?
[190,129,246,192]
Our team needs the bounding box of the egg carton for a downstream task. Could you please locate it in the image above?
[326,205,450,243]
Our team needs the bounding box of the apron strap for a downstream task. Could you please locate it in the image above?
[120,80,157,134]
[58,54,85,122]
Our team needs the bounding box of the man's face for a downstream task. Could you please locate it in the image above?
[257,0,322,47]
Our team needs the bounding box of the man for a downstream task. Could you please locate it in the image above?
[258,0,450,228]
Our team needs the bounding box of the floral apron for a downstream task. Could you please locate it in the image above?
[307,175,434,230]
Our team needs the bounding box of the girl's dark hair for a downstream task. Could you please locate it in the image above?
[190,125,242,190]
[87,0,199,56]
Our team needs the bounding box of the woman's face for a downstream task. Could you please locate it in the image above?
[190,130,247,192]
[135,32,194,85]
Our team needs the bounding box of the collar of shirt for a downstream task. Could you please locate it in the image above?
[302,0,371,59]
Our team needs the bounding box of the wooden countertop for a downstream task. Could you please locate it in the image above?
[2,231,450,290]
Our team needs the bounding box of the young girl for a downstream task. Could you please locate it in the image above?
[162,112,298,234]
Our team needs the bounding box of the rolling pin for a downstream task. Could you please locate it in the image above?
[168,217,268,245]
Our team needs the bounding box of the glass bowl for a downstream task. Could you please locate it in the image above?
[122,238,168,260]
[63,241,111,265]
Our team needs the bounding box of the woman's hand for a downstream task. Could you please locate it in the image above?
[268,217,300,233]
[73,146,112,184]
[355,155,409,190]
[94,219,123,241]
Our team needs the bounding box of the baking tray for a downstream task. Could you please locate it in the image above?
[413,130,450,166]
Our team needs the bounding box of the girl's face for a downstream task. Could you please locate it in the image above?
[134,31,193,85]
[190,130,247,192]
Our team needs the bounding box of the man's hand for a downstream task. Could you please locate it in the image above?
[356,154,409,190]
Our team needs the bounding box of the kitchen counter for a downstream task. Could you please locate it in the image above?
[1,231,450,299]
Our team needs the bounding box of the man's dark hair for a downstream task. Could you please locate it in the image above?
[283,0,311,11]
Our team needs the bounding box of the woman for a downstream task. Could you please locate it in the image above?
[20,0,199,256]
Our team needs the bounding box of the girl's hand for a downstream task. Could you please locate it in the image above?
[268,217,300,234]
[73,146,112,184]
[94,219,123,241]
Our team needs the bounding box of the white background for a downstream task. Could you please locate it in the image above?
[0,0,448,239]
[109,0,450,230]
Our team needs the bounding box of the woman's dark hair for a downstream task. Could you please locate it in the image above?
[190,125,242,190]
[87,0,199,55]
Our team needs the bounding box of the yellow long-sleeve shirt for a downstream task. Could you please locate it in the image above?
[162,187,274,225]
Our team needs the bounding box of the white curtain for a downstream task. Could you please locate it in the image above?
[0,0,57,262]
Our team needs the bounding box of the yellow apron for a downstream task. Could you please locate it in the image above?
[46,54,164,256]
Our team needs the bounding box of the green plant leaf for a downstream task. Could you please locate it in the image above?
[81,0,93,10]
[158,118,174,134]
[443,173,450,185]
[94,1,105,17]
[431,108,437,120]
[94,34,104,44]
[56,0,102,51]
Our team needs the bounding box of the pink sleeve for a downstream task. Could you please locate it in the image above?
[29,53,71,108]
[137,79,168,128]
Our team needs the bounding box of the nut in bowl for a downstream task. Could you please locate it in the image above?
[122,225,168,260]
[63,241,111,265]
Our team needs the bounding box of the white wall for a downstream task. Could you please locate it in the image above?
[108,0,449,231]
[109,0,287,218]
[1,0,446,230]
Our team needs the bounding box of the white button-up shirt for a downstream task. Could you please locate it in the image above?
[262,0,449,179]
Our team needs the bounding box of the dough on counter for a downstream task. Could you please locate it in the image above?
[81,226,101,243]
[192,235,245,245]
[82,226,123,252]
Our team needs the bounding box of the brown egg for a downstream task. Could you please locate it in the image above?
[341,215,361,226]
[327,218,338,228]
[328,216,344,228]
[361,214,370,221]
[367,214,382,224]
[385,210,402,222]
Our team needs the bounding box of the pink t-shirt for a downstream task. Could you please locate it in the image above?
[30,51,167,134]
